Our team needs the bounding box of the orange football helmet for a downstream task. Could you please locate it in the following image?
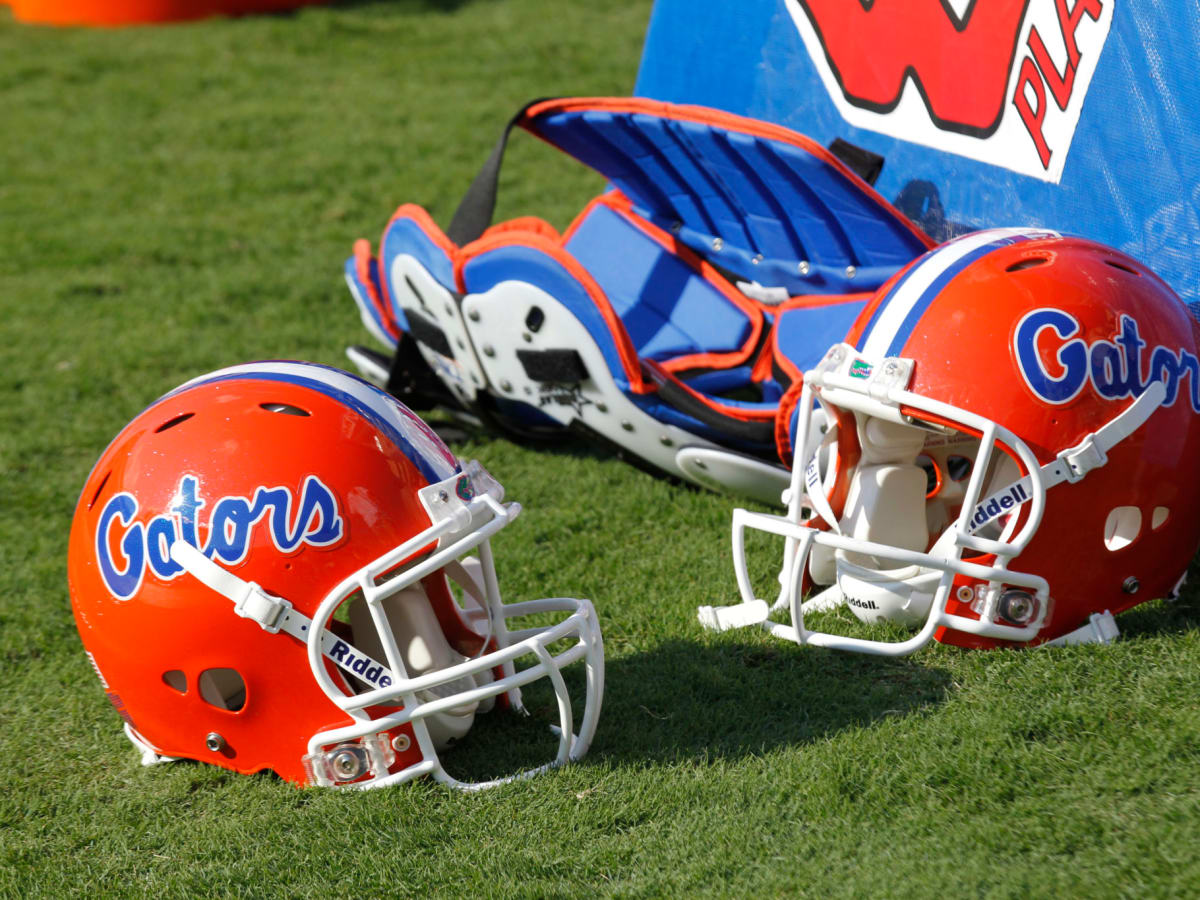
[69,361,603,788]
[703,229,1200,653]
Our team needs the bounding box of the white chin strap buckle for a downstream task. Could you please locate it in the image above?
[231,581,293,634]
[171,540,293,633]
[1044,610,1119,647]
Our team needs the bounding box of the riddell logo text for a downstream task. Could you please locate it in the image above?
[786,0,1114,182]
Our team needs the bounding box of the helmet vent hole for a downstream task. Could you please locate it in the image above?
[1152,506,1170,530]
[946,455,972,481]
[1005,257,1048,272]
[1105,259,1140,275]
[198,668,247,711]
[162,670,187,694]
[260,403,310,417]
[87,471,112,511]
[525,306,545,333]
[154,412,195,433]
[1104,506,1142,551]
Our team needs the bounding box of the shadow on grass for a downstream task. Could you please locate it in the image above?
[426,408,732,500]
[440,637,951,784]
[1108,594,1200,641]
[594,638,951,764]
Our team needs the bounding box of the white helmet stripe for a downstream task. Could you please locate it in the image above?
[859,228,1060,360]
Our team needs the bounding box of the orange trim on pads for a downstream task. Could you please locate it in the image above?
[457,228,650,394]
[377,204,467,316]
[482,217,561,243]
[750,333,778,385]
[352,239,398,340]
[774,378,807,466]
[521,96,936,251]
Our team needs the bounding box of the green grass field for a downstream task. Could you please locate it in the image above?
[3,2,1200,895]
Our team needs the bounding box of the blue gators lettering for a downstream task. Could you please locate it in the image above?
[95,475,345,600]
[1015,309,1200,412]
[95,494,146,600]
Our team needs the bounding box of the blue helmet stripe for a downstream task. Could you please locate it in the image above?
[858,228,1059,360]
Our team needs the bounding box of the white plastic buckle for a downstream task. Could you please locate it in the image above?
[735,279,790,305]
[867,357,914,403]
[1057,432,1108,483]
[232,581,292,634]
[697,599,770,632]
[1043,610,1119,647]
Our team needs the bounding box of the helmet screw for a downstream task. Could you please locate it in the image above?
[391,734,412,753]
[468,309,481,322]
[500,380,512,392]
[798,260,811,275]
[845,265,857,279]
[438,490,450,503]
[660,435,674,447]
[621,421,634,432]
[483,345,495,358]
[883,361,899,376]
[330,748,363,781]
[712,237,724,251]
[1122,576,1140,594]
[522,331,533,343]
[595,402,608,413]
[205,732,226,753]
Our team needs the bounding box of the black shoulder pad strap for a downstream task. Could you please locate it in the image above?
[445,98,553,247]
[647,368,775,446]
[827,137,885,187]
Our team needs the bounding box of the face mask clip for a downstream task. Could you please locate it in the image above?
[302,733,396,787]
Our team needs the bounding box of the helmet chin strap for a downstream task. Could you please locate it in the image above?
[169,540,397,690]
[965,381,1167,535]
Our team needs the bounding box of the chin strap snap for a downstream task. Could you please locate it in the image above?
[967,381,1167,534]
[171,541,293,633]
[169,540,397,688]
[1042,610,1119,647]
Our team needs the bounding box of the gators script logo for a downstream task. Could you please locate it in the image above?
[95,475,345,601]
[786,0,1113,182]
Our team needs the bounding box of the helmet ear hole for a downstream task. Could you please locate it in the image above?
[162,670,187,694]
[1152,506,1170,530]
[1103,506,1142,551]
[198,668,247,711]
